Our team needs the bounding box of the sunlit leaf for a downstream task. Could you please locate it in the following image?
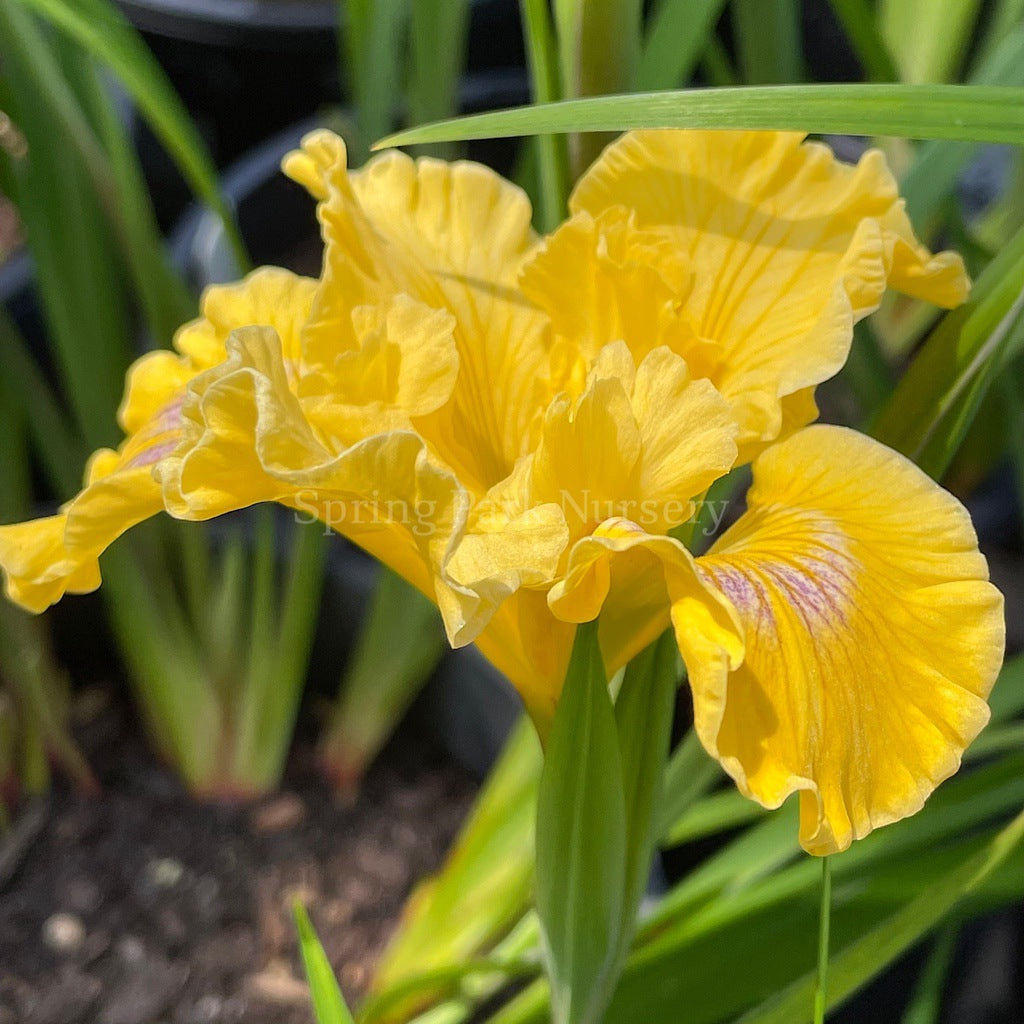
[376,84,1024,149]
[295,902,356,1024]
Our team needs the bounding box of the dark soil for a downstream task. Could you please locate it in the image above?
[0,700,476,1024]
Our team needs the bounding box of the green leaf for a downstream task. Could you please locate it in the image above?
[520,0,571,230]
[900,925,958,1024]
[987,653,1024,725]
[294,902,356,1024]
[343,0,409,159]
[639,0,728,91]
[872,221,1024,478]
[976,0,1024,68]
[367,718,541,1023]
[553,0,643,171]
[736,808,1024,1023]
[901,25,1024,227]
[319,568,446,795]
[0,1,131,447]
[408,0,471,155]
[731,0,804,84]
[880,0,982,83]
[376,84,1024,149]
[662,788,767,847]
[656,728,724,842]
[614,629,678,935]
[17,0,248,269]
[535,620,626,1024]
[826,0,899,82]
[0,307,82,495]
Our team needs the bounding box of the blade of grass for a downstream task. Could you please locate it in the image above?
[295,901,356,1024]
[408,0,471,156]
[18,0,248,269]
[368,718,541,1023]
[731,0,804,84]
[872,221,1024,478]
[553,0,643,171]
[736,808,1024,1023]
[250,520,326,788]
[520,0,571,230]
[976,0,1024,67]
[826,0,899,82]
[0,3,131,445]
[376,84,1024,150]
[73,47,194,342]
[639,0,728,91]
[880,0,982,83]
[342,0,409,159]
[700,32,738,87]
[535,621,626,1024]
[0,307,82,493]
[900,925,959,1024]
[901,25,1024,227]
[319,566,445,796]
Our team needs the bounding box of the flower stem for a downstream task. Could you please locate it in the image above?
[814,855,833,1024]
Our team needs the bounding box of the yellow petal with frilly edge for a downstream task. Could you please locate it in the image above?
[678,425,1005,855]
[0,268,317,614]
[571,130,970,460]
[284,131,553,493]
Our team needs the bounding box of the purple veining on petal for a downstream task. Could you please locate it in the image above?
[705,541,853,636]
[122,398,184,470]
[159,396,184,427]
[703,563,777,636]
[124,438,179,470]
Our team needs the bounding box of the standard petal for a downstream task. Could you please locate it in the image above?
[284,131,553,492]
[675,425,1005,854]
[519,207,697,370]
[571,131,970,457]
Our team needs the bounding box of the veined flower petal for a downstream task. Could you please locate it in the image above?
[571,131,970,458]
[676,426,1005,854]
[284,131,553,492]
[519,207,699,375]
[173,266,317,377]
[529,343,738,541]
[0,269,317,614]
[298,293,460,443]
[158,325,471,604]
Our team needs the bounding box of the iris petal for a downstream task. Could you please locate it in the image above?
[571,130,970,458]
[680,425,1005,854]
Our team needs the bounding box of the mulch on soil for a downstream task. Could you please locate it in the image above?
[0,701,476,1024]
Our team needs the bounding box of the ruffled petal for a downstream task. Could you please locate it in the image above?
[174,266,317,375]
[284,131,552,491]
[299,294,460,445]
[529,344,737,540]
[675,425,1005,854]
[519,207,697,370]
[0,268,318,615]
[547,519,744,698]
[160,324,572,656]
[571,131,970,458]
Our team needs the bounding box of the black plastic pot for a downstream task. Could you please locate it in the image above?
[120,0,524,228]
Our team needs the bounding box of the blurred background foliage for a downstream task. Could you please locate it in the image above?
[1,0,1023,1022]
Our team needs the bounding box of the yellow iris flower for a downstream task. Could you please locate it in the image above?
[0,129,1004,854]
